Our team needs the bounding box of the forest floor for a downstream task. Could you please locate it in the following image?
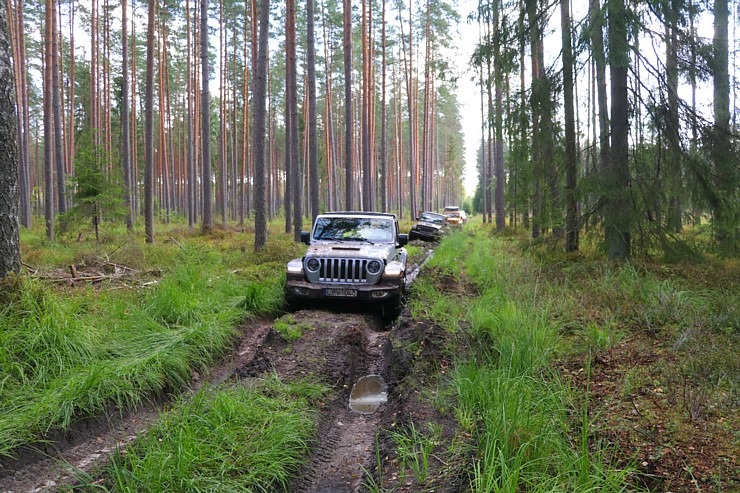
[0,235,736,492]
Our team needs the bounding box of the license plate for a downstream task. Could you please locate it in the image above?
[324,288,358,297]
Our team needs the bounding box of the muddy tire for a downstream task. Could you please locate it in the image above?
[380,298,403,326]
[284,292,305,313]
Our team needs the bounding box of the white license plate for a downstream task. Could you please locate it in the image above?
[324,288,358,297]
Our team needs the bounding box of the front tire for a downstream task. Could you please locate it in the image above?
[380,300,403,326]
[284,290,305,313]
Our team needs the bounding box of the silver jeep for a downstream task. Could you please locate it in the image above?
[285,212,409,322]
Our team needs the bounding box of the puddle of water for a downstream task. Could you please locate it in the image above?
[406,249,434,285]
[349,375,388,414]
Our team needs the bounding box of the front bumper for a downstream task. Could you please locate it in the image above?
[413,230,442,241]
[284,278,404,303]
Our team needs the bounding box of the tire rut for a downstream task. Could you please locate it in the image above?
[238,309,397,493]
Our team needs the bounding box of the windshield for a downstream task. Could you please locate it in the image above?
[313,217,395,243]
[419,213,445,225]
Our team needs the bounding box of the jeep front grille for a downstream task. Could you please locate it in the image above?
[318,258,369,283]
[417,225,438,233]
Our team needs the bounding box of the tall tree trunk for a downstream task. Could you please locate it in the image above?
[526,0,542,238]
[90,0,97,140]
[343,0,354,211]
[50,0,65,214]
[485,9,493,224]
[287,0,301,239]
[200,0,213,233]
[712,0,734,252]
[186,0,196,228]
[0,0,21,277]
[253,0,269,250]
[665,0,682,232]
[422,0,431,213]
[561,0,578,250]
[218,0,226,224]
[130,3,139,218]
[43,0,54,240]
[103,0,111,178]
[307,0,319,221]
[400,0,416,218]
[121,0,133,231]
[322,3,336,211]
[144,0,155,243]
[477,22,487,223]
[380,0,387,212]
[283,3,293,234]
[605,0,631,260]
[361,0,371,211]
[494,69,505,230]
[9,0,30,228]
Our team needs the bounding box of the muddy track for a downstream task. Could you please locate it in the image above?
[237,310,396,493]
[0,245,454,493]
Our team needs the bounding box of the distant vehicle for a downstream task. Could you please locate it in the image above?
[442,206,464,227]
[459,210,468,224]
[409,211,448,242]
[284,211,409,323]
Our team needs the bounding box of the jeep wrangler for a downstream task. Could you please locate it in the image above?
[285,212,409,323]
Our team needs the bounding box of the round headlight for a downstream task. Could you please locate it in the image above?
[306,258,320,272]
[367,260,383,274]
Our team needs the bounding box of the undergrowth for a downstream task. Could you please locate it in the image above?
[414,227,640,491]
[0,220,295,458]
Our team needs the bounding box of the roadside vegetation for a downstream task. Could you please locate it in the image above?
[1,221,296,458]
[407,221,738,492]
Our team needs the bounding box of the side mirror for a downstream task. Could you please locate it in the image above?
[300,231,311,245]
[397,234,409,247]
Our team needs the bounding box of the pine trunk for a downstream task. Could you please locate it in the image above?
[307,0,319,221]
[43,0,54,240]
[605,0,631,260]
[561,0,578,250]
[253,0,269,250]
[121,0,133,231]
[144,0,155,243]
[0,0,21,277]
[200,0,213,233]
[343,0,354,211]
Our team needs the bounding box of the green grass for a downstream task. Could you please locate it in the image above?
[414,230,639,492]
[1,221,295,457]
[273,313,313,342]
[105,376,327,492]
[388,421,441,484]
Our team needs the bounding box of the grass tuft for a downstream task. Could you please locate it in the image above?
[106,376,326,492]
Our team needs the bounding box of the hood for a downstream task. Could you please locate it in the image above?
[307,242,395,260]
[417,220,443,229]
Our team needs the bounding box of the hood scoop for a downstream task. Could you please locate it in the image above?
[331,246,361,251]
